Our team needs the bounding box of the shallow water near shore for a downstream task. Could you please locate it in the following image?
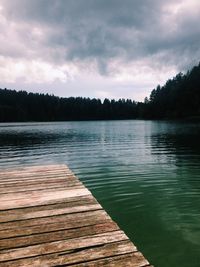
[0,120,200,267]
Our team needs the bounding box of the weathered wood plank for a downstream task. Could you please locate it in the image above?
[0,169,72,179]
[0,210,110,231]
[0,231,128,262]
[0,194,97,212]
[75,252,150,267]
[0,179,80,192]
[0,188,91,210]
[0,241,138,267]
[0,188,88,201]
[0,166,72,174]
[0,168,75,182]
[0,174,78,183]
[0,169,70,176]
[1,203,101,223]
[0,164,68,174]
[0,222,119,250]
[0,196,98,222]
[0,174,79,185]
[0,217,114,239]
[0,183,82,194]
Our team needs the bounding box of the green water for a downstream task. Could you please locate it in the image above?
[0,120,200,266]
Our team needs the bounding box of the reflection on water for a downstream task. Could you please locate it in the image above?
[0,120,200,267]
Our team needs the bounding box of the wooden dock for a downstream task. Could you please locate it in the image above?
[0,164,152,266]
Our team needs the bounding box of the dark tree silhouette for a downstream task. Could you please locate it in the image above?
[0,89,138,122]
[141,63,200,120]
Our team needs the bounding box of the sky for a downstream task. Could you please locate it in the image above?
[0,0,200,101]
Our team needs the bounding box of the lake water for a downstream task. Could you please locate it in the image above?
[0,120,200,267]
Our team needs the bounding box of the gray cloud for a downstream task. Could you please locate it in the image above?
[1,2,199,64]
[0,0,200,99]
[2,0,199,71]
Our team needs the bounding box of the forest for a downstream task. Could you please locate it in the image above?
[0,89,139,121]
[143,62,200,120]
[0,63,200,122]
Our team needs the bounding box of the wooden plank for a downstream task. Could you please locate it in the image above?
[75,252,150,267]
[1,203,101,222]
[0,170,75,182]
[0,196,98,223]
[0,188,88,201]
[0,210,109,231]
[0,179,80,191]
[0,188,91,210]
[0,241,138,267]
[0,183,82,194]
[0,193,95,212]
[0,169,72,179]
[0,177,80,186]
[0,164,68,174]
[0,169,76,178]
[0,217,114,239]
[0,174,79,183]
[0,231,129,262]
[0,174,79,185]
[0,222,119,250]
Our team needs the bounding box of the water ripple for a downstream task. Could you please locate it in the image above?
[0,120,200,267]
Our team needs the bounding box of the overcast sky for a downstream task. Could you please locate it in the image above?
[0,0,200,101]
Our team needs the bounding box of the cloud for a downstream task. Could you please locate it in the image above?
[0,0,199,100]
[0,57,78,83]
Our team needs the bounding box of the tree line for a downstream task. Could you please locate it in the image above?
[143,63,200,120]
[0,63,200,122]
[0,89,140,122]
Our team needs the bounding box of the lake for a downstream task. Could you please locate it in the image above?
[0,120,200,267]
